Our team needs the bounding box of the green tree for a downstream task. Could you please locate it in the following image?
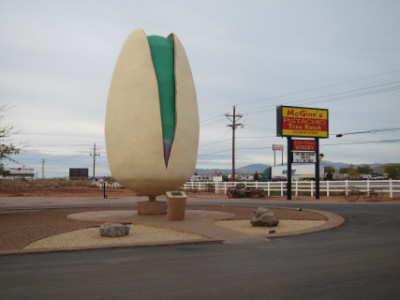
[339,165,358,178]
[324,166,336,180]
[347,164,358,178]
[384,164,400,179]
[253,171,259,181]
[357,165,373,175]
[0,107,20,176]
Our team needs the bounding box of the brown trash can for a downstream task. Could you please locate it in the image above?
[166,191,187,221]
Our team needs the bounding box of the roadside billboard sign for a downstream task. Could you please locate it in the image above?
[9,167,34,175]
[277,106,329,138]
[272,144,284,151]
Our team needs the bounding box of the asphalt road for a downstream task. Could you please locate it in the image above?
[1,202,399,300]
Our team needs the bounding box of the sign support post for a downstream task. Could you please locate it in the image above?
[315,137,320,199]
[287,137,292,200]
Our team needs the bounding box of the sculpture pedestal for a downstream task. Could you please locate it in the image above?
[137,200,167,215]
[166,191,187,221]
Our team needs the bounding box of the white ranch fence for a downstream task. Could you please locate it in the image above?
[181,180,400,198]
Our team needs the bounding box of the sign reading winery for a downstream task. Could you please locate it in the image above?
[276,106,329,138]
[292,139,317,151]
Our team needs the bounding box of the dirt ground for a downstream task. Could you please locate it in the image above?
[0,185,397,253]
[0,184,398,202]
[0,185,137,198]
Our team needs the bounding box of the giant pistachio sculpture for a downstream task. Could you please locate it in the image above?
[105,29,199,197]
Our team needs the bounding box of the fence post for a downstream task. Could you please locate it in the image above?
[103,182,107,199]
[366,179,370,196]
[389,179,393,198]
[280,181,284,196]
[267,181,270,196]
[345,180,349,196]
[311,180,314,197]
[295,180,298,196]
[327,180,330,197]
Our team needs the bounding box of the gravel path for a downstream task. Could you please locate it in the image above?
[23,224,208,250]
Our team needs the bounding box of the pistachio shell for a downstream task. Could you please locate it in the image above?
[105,29,199,196]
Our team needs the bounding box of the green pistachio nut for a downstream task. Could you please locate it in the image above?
[105,29,199,197]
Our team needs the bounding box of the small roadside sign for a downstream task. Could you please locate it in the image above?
[293,152,316,163]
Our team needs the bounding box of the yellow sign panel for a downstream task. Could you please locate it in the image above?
[278,106,329,138]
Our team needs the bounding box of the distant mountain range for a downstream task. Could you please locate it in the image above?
[194,161,390,175]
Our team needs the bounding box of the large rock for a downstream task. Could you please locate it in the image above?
[250,207,279,227]
[99,223,130,237]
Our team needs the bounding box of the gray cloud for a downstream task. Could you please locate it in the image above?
[1,0,399,177]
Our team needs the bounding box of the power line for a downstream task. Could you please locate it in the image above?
[198,136,400,157]
[322,139,400,146]
[202,69,400,122]
[301,85,400,107]
[240,82,400,116]
[235,69,400,108]
[199,130,231,148]
[334,127,400,137]
[198,146,273,157]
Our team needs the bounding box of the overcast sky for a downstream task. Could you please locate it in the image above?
[1,0,399,178]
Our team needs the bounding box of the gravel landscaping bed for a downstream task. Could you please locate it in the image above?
[0,205,326,252]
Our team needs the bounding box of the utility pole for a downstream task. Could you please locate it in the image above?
[225,105,243,181]
[41,158,46,179]
[90,143,100,179]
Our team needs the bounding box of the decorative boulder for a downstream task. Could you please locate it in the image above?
[250,207,279,227]
[99,223,130,237]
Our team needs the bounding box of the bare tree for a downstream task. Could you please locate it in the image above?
[0,106,21,176]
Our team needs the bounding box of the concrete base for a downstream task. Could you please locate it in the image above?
[137,200,167,215]
[167,197,187,221]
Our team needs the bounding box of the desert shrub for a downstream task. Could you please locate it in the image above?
[206,183,215,193]
[268,190,286,196]
[235,183,245,189]
[329,191,346,197]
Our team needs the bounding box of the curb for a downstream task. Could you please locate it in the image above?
[263,208,345,238]
[0,238,224,256]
